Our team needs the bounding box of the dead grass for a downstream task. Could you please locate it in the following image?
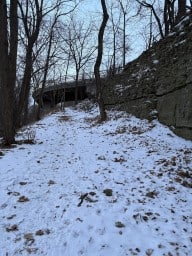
[58,115,71,122]
[84,115,109,126]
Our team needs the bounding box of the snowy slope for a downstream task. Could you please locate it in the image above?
[0,102,192,256]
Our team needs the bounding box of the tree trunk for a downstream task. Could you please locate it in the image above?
[177,0,186,21]
[151,5,164,38]
[123,12,126,68]
[0,0,18,145]
[119,1,126,68]
[16,45,33,127]
[16,0,43,126]
[94,0,109,122]
[164,0,176,35]
[113,32,116,76]
[61,52,71,110]
[36,28,54,120]
[137,0,164,38]
[164,0,169,36]
[148,9,153,48]
[75,71,79,105]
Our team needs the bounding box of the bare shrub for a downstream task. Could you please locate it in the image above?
[22,127,36,144]
[76,99,97,112]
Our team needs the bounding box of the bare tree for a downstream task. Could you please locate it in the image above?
[109,2,120,74]
[140,9,155,50]
[164,0,176,35]
[36,9,62,120]
[94,0,109,121]
[117,0,131,67]
[62,16,96,104]
[16,0,80,126]
[137,0,187,38]
[136,0,164,39]
[113,0,139,67]
[16,0,44,126]
[0,0,18,145]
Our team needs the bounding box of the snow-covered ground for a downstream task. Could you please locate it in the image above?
[0,102,192,256]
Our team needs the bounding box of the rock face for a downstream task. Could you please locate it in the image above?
[103,15,192,140]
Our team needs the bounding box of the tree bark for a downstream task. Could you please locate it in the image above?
[16,0,43,126]
[75,71,79,105]
[36,23,55,120]
[123,12,126,67]
[177,0,186,21]
[0,0,18,145]
[94,0,109,121]
[118,0,127,68]
[16,45,33,126]
[164,0,169,36]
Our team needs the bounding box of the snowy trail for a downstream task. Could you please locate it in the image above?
[0,104,192,256]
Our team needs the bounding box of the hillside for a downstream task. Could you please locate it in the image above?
[103,15,192,140]
[0,102,192,255]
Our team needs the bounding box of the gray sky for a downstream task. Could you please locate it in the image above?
[77,0,144,63]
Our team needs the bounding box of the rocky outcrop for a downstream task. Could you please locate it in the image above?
[103,15,192,140]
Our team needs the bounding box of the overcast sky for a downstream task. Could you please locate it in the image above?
[77,0,144,62]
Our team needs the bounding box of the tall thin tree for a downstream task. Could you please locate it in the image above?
[94,0,109,121]
[0,0,18,145]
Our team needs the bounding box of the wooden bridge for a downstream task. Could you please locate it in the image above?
[32,79,96,107]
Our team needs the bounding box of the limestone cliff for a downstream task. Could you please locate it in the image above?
[103,15,192,140]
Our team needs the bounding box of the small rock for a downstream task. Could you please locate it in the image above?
[35,230,44,236]
[8,191,20,196]
[103,189,113,196]
[48,180,56,186]
[19,181,28,186]
[142,216,148,222]
[7,214,17,220]
[98,156,106,160]
[146,191,158,199]
[45,229,51,234]
[115,221,125,228]
[0,151,4,156]
[1,203,8,209]
[89,191,96,196]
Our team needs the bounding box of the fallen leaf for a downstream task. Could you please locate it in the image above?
[6,224,18,232]
[17,196,29,202]
[115,221,125,228]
